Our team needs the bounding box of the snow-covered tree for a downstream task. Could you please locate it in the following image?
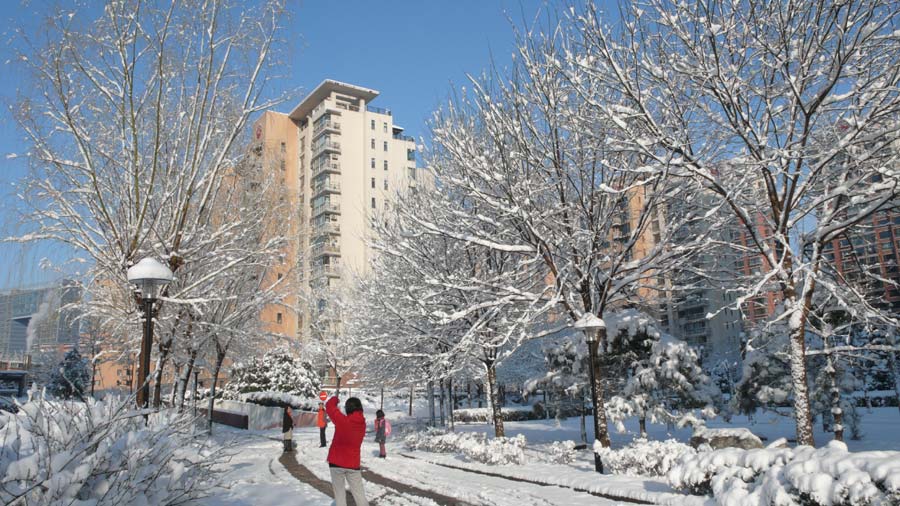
[734,320,793,417]
[420,18,712,445]
[7,0,290,413]
[603,310,717,437]
[221,348,319,399]
[46,347,91,400]
[557,0,900,446]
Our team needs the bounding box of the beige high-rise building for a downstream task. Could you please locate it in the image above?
[251,80,423,341]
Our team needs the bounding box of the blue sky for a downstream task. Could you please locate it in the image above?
[0,1,614,290]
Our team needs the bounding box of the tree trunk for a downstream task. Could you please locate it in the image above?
[439,378,446,427]
[427,380,436,427]
[485,361,504,437]
[787,297,815,447]
[889,348,900,416]
[408,384,413,417]
[206,349,226,434]
[335,374,342,397]
[152,336,172,409]
[826,352,844,442]
[380,386,384,410]
[580,389,587,443]
[176,351,197,412]
[639,417,647,439]
[467,381,472,408]
[448,377,455,431]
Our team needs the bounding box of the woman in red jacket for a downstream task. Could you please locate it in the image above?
[325,395,369,506]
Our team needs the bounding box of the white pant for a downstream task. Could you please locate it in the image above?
[329,466,369,506]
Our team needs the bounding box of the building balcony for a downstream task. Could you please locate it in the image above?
[366,105,391,116]
[392,133,414,142]
[313,221,341,236]
[311,202,340,217]
[311,161,341,178]
[313,121,341,138]
[312,180,341,197]
[312,264,341,279]
[311,241,340,257]
[312,141,341,157]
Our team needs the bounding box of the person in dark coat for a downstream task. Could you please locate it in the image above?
[374,409,388,458]
[325,396,368,506]
[282,405,294,452]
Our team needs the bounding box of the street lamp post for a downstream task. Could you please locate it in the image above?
[574,313,610,473]
[127,258,173,412]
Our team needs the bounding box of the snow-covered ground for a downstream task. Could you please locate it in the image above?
[197,429,331,506]
[193,392,900,506]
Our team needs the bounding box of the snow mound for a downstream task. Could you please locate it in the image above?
[595,438,696,477]
[668,440,900,505]
[404,428,527,465]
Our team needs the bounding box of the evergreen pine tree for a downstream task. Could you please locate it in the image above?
[46,348,91,400]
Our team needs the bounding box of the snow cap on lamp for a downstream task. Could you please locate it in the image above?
[127,257,173,300]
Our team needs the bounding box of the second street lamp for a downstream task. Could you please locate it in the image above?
[574,312,610,473]
[127,257,173,412]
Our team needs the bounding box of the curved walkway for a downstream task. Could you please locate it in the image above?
[279,450,471,506]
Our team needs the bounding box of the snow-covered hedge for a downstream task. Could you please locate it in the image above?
[667,439,900,506]
[0,393,221,505]
[238,391,319,411]
[594,438,696,477]
[453,406,546,423]
[404,428,527,465]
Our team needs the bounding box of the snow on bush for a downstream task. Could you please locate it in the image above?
[221,348,319,399]
[453,406,542,423]
[404,428,527,465]
[594,438,696,477]
[238,391,319,411]
[0,392,222,505]
[668,439,900,506]
[546,440,577,464]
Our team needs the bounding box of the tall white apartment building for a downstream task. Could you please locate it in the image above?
[252,80,423,340]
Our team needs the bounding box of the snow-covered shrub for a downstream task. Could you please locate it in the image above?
[453,406,542,423]
[668,439,900,506]
[0,392,222,505]
[221,348,319,399]
[546,440,577,464]
[594,438,696,477]
[404,428,527,465]
[238,390,319,410]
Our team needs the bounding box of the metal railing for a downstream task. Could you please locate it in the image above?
[366,105,391,115]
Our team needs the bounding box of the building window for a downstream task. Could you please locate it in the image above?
[383,141,388,152]
[371,197,376,209]
[276,312,283,324]
[371,119,375,130]
[371,177,376,189]
[383,179,388,190]
[383,160,388,170]
[371,138,375,149]
[371,158,376,169]
[280,160,285,171]
[277,273,283,280]
[407,149,415,161]
[383,122,388,133]
[280,142,286,153]
[408,167,416,179]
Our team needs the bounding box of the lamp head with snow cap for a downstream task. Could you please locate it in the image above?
[127,257,174,301]
[573,313,606,343]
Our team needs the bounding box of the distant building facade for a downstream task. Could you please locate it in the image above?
[252,80,426,341]
[0,280,81,358]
